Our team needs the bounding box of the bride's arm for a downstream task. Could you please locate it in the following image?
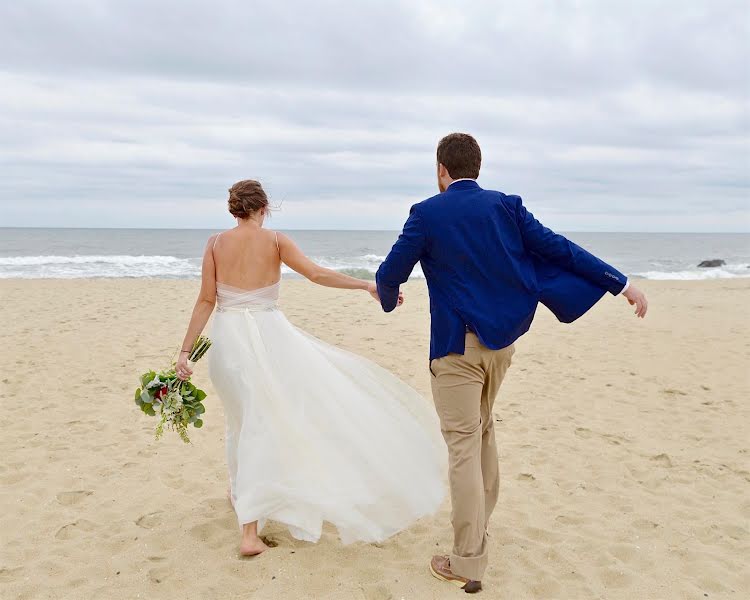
[176,235,218,380]
[278,232,380,296]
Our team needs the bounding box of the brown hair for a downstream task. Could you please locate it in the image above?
[227,179,269,219]
[436,133,481,179]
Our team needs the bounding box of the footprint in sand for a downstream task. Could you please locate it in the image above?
[0,566,24,582]
[64,577,88,589]
[362,584,393,600]
[357,567,387,585]
[721,524,749,541]
[530,575,563,598]
[601,432,630,445]
[650,453,673,468]
[148,566,171,584]
[522,526,561,544]
[631,518,659,531]
[158,472,184,490]
[55,519,97,540]
[135,511,164,529]
[517,472,536,481]
[662,388,688,396]
[56,490,93,505]
[724,465,750,483]
[608,543,640,564]
[598,566,634,588]
[0,472,28,485]
[188,518,231,548]
[555,514,585,526]
[408,522,429,535]
[200,497,231,513]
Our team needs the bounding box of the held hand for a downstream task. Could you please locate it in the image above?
[367,282,404,307]
[175,352,194,380]
[623,284,648,318]
[367,282,380,303]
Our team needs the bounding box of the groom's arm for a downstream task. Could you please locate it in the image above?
[376,206,427,312]
[513,195,628,295]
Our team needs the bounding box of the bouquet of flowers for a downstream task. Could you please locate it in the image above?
[134,336,212,443]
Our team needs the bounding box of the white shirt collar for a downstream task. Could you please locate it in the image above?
[447,178,476,188]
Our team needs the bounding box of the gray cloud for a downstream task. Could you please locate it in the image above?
[0,0,748,231]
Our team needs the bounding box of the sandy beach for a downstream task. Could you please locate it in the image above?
[1,278,748,600]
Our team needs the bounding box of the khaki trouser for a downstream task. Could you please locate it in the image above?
[430,332,514,582]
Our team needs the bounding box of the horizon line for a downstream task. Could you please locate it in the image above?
[1,226,749,235]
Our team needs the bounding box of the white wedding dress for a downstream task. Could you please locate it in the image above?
[207,280,447,544]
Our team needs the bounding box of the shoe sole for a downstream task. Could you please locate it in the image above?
[429,562,470,589]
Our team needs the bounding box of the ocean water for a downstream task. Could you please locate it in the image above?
[1,228,749,281]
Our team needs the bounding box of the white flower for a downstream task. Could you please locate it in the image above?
[164,391,183,411]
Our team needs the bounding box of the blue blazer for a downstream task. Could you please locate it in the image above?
[376,180,627,360]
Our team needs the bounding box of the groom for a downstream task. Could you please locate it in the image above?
[375,133,647,594]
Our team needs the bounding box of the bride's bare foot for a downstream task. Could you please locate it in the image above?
[240,522,269,557]
[240,537,269,556]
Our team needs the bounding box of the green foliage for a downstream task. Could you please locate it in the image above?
[189,335,213,362]
[132,348,211,444]
[140,371,156,388]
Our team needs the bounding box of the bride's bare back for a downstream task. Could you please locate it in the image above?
[177,178,397,398]
[212,227,281,291]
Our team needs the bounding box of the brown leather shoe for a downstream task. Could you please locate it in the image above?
[429,555,482,593]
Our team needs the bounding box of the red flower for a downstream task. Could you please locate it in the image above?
[154,385,167,400]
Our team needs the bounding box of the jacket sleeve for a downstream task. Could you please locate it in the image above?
[375,206,427,312]
[513,195,626,295]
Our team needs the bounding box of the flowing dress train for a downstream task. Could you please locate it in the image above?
[208,281,447,544]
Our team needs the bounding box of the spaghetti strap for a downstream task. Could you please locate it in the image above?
[274,231,280,256]
[213,232,221,250]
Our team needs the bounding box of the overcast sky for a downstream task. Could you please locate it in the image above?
[1,1,748,231]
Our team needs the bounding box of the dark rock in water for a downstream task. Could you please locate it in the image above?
[697,259,725,268]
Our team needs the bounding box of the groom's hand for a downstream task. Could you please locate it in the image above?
[623,284,648,318]
[367,282,404,307]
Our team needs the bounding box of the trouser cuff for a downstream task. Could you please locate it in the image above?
[450,550,488,582]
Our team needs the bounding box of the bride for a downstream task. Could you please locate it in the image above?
[175,179,446,556]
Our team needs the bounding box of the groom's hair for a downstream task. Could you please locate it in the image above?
[437,133,481,179]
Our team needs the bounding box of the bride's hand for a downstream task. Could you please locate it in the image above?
[367,282,380,302]
[175,352,193,380]
[367,282,404,307]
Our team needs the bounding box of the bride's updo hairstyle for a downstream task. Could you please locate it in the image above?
[228,179,269,219]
